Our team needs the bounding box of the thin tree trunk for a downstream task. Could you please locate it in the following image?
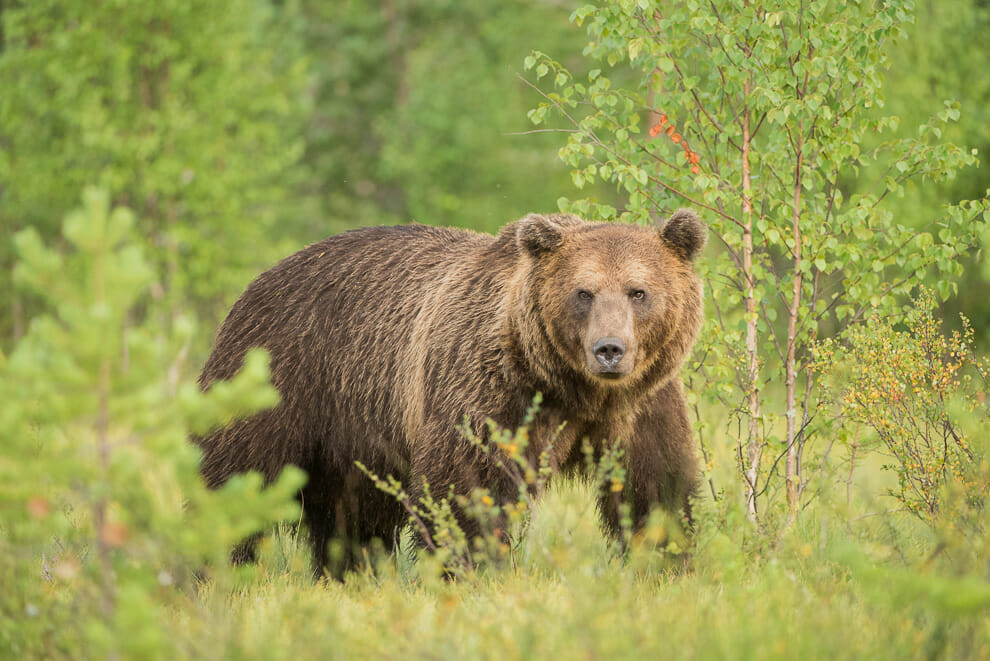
[785,125,804,521]
[846,427,860,512]
[165,199,180,324]
[92,239,116,625]
[741,77,761,523]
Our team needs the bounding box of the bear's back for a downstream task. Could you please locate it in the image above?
[198,223,502,473]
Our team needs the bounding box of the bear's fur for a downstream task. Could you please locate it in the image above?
[196,211,706,577]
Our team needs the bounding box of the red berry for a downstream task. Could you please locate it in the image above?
[671,133,681,143]
[649,124,663,137]
[691,165,700,175]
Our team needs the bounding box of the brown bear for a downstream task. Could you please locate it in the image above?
[196,210,706,577]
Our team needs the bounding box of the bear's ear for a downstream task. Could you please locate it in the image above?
[659,209,707,260]
[515,214,570,256]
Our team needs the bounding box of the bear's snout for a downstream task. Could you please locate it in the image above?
[593,336,626,369]
[582,292,637,379]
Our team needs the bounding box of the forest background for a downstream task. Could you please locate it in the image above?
[1,1,989,659]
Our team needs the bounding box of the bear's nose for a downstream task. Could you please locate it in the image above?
[593,337,626,369]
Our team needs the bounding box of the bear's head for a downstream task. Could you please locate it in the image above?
[507,210,706,395]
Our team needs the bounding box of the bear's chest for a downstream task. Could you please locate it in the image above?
[529,404,637,473]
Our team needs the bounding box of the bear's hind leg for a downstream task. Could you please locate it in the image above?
[303,462,406,580]
[299,460,342,579]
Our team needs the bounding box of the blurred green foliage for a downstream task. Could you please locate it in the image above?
[878,0,990,342]
[299,0,598,235]
[0,0,313,338]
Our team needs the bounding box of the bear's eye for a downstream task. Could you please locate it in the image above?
[630,289,646,301]
[578,290,593,301]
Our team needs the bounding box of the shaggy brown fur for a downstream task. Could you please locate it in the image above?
[196,211,706,577]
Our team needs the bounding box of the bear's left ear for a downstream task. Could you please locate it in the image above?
[659,209,707,261]
[515,214,572,256]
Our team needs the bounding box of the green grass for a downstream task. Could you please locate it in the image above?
[168,479,988,661]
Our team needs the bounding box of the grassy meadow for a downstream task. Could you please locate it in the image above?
[171,472,989,660]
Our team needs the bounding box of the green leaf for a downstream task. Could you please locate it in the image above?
[628,38,644,61]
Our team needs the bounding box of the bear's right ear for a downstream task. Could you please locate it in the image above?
[515,214,567,256]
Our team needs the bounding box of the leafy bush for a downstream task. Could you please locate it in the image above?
[819,288,988,524]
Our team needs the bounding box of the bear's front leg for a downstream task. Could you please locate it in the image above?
[597,378,700,538]
[406,424,518,558]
